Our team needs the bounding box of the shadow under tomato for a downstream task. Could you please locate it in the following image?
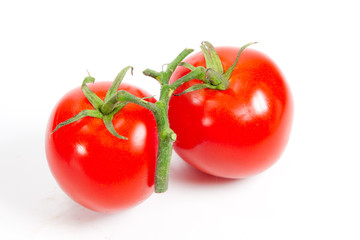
[0,124,132,231]
[169,152,249,187]
[45,198,127,225]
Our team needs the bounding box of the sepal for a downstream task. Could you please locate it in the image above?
[51,110,103,134]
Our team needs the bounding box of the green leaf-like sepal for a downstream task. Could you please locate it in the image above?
[200,41,224,73]
[104,66,133,102]
[102,114,128,140]
[81,76,104,110]
[174,83,217,96]
[52,110,103,134]
[223,42,258,79]
[178,62,196,71]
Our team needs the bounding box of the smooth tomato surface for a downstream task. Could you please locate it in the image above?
[46,82,157,212]
[168,47,293,178]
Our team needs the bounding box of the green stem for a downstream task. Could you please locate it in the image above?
[152,42,255,191]
[152,84,177,193]
[143,69,162,83]
[99,48,194,193]
[101,88,176,193]
[169,66,206,90]
[144,48,195,193]
[152,101,176,193]
[165,48,194,80]
[100,81,178,193]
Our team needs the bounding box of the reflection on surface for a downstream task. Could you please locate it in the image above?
[252,90,268,115]
[233,89,269,121]
[130,123,146,151]
[76,144,87,155]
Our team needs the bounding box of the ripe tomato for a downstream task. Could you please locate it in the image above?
[168,47,293,178]
[45,82,158,212]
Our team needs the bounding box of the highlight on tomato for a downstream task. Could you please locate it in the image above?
[168,42,294,178]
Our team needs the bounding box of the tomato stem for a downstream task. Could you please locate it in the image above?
[144,49,195,193]
[169,66,206,90]
[149,43,256,192]
[152,101,174,193]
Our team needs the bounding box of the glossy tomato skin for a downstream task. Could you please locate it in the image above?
[168,47,293,178]
[46,82,158,212]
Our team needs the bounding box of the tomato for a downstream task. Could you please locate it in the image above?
[168,47,293,178]
[45,82,158,212]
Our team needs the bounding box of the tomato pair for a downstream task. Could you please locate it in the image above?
[45,43,293,212]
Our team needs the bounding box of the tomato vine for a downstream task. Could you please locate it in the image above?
[52,41,256,193]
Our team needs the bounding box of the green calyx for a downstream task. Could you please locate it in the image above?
[52,66,136,140]
[173,41,257,95]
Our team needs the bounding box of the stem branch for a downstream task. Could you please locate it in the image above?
[169,66,206,90]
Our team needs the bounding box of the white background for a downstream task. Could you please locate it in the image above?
[1,0,359,239]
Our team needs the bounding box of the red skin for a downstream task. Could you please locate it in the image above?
[168,47,293,178]
[45,82,158,212]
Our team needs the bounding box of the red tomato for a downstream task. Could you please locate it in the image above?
[45,82,158,212]
[168,47,293,178]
